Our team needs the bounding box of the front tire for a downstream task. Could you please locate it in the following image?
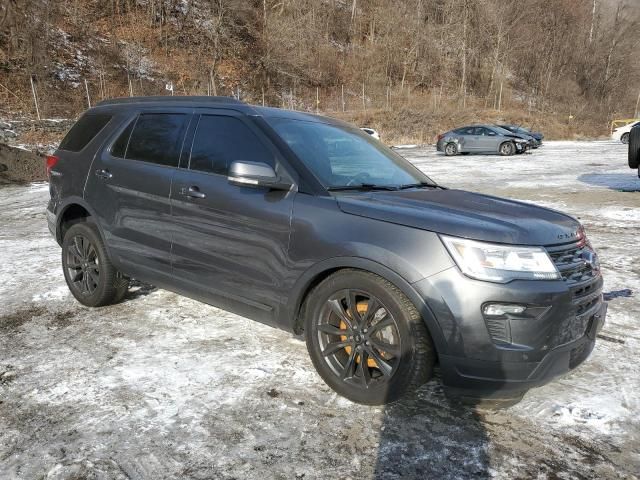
[499,141,515,156]
[304,270,435,405]
[621,132,630,144]
[62,222,128,307]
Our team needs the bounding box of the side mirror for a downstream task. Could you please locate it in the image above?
[228,161,292,190]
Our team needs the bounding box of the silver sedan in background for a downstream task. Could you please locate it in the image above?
[436,125,530,156]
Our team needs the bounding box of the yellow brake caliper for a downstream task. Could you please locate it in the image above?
[340,300,378,368]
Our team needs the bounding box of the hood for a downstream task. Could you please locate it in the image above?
[505,133,531,141]
[336,189,581,246]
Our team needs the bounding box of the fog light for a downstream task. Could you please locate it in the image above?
[483,303,526,316]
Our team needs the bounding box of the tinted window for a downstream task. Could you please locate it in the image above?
[59,113,112,152]
[110,118,136,158]
[189,115,273,175]
[126,113,188,167]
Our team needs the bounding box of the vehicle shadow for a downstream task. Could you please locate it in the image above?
[121,279,157,302]
[603,289,633,300]
[373,372,493,479]
[577,172,640,191]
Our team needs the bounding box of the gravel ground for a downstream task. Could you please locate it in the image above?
[0,141,639,479]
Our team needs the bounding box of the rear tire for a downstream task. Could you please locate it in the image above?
[62,222,128,307]
[499,141,515,156]
[304,269,435,405]
[444,143,458,156]
[628,127,640,169]
[621,132,630,144]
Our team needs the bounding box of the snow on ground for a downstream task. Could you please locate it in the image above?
[0,141,639,479]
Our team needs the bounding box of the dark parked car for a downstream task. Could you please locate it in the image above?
[46,97,606,405]
[628,123,640,175]
[498,124,543,147]
[436,125,530,156]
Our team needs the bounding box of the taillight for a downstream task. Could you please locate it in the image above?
[45,155,59,179]
[437,134,444,141]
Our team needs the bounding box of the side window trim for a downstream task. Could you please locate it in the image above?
[121,115,138,159]
[178,113,197,169]
[107,114,138,159]
[186,114,204,171]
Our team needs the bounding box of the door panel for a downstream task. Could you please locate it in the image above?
[475,127,498,152]
[85,111,190,277]
[456,127,476,152]
[169,112,296,325]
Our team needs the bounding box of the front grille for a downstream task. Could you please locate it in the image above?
[546,239,603,346]
[546,241,597,286]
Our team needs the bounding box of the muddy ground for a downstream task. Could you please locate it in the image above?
[0,141,639,479]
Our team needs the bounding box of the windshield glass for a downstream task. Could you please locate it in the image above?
[270,118,435,189]
[493,125,519,136]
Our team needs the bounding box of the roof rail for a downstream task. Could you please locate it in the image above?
[96,96,244,107]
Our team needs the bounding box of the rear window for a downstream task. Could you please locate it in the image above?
[59,113,112,152]
[125,113,188,167]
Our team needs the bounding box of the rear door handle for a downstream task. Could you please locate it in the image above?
[95,168,112,179]
[181,186,206,199]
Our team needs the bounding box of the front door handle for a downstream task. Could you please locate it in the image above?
[181,186,206,199]
[95,168,112,179]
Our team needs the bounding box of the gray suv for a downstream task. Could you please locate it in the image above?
[46,97,606,405]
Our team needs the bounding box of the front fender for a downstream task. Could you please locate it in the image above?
[286,256,448,355]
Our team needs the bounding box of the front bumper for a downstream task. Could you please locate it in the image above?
[413,265,606,401]
[439,302,606,401]
[515,142,528,153]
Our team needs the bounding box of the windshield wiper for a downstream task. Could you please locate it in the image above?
[397,182,445,190]
[327,183,400,192]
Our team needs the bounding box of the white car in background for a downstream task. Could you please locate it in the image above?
[612,121,640,144]
[361,127,380,140]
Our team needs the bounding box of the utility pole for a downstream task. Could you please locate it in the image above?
[84,78,91,108]
[30,75,41,120]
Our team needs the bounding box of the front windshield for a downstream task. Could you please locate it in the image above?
[493,125,519,136]
[270,118,435,190]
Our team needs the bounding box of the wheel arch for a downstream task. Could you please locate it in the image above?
[55,196,107,247]
[287,257,447,355]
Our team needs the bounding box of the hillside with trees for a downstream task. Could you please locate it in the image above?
[1,0,639,143]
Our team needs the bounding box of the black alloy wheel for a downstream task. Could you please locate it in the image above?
[62,222,128,307]
[65,234,100,296]
[316,289,401,387]
[305,269,435,405]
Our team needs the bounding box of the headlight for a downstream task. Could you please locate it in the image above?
[514,138,528,143]
[441,235,560,283]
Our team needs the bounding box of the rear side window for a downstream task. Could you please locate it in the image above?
[59,113,112,152]
[125,113,188,167]
[110,118,136,158]
[189,115,273,175]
